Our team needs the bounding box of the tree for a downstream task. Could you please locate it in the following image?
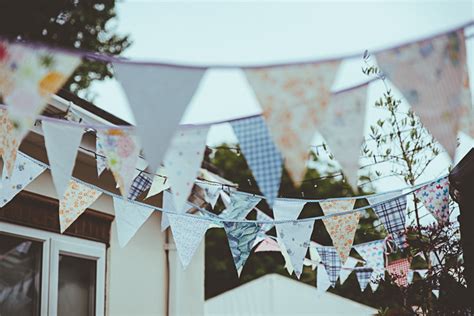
[0,0,131,96]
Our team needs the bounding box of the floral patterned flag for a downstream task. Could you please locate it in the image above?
[42,121,84,200]
[164,125,210,213]
[354,239,386,291]
[0,109,21,177]
[220,191,261,220]
[59,180,102,233]
[387,258,410,287]
[114,62,205,173]
[316,245,342,287]
[0,41,81,141]
[320,199,359,264]
[319,84,368,189]
[223,221,260,276]
[376,30,471,159]
[0,153,46,207]
[168,213,210,269]
[245,61,341,184]
[196,182,221,209]
[113,197,155,248]
[415,177,450,225]
[98,128,140,198]
[355,268,373,292]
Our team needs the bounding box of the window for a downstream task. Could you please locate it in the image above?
[0,222,105,316]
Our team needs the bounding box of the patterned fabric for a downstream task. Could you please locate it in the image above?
[128,172,153,200]
[245,61,341,184]
[354,239,386,287]
[319,84,368,189]
[197,182,221,209]
[95,134,107,176]
[387,258,410,287]
[0,41,80,141]
[220,191,261,219]
[254,237,280,252]
[320,199,359,264]
[256,210,274,235]
[223,221,260,276]
[231,116,283,207]
[59,180,102,233]
[415,177,450,225]
[368,192,407,249]
[376,30,471,158]
[355,268,373,292]
[0,109,21,177]
[99,128,140,197]
[316,246,342,287]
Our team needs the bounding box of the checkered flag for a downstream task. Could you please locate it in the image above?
[316,246,342,287]
[355,268,373,292]
[387,258,410,287]
[368,192,407,249]
[231,116,283,207]
[128,172,153,200]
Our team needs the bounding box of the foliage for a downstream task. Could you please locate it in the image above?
[0,0,131,96]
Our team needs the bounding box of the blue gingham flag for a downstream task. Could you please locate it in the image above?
[128,172,153,200]
[368,191,407,249]
[355,268,373,292]
[316,246,342,287]
[231,116,283,207]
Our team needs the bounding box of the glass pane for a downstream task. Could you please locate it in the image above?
[58,255,96,316]
[0,233,42,316]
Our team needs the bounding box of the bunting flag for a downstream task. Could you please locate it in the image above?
[161,190,193,232]
[146,168,170,199]
[59,180,102,233]
[387,258,410,288]
[245,61,341,184]
[407,270,415,285]
[309,245,321,268]
[163,125,210,213]
[167,213,210,269]
[320,199,358,264]
[317,263,332,293]
[340,257,359,285]
[98,129,140,197]
[197,182,221,209]
[279,240,295,275]
[0,109,21,177]
[432,289,440,299]
[273,199,311,278]
[354,240,386,289]
[415,177,450,225]
[0,153,46,207]
[256,210,274,236]
[42,121,83,199]
[223,221,260,276]
[356,268,373,292]
[316,246,342,287]
[254,237,280,252]
[368,192,407,249]
[231,116,283,206]
[220,191,261,219]
[376,30,470,159]
[128,172,153,200]
[114,62,205,173]
[459,67,474,138]
[0,41,81,141]
[319,85,368,189]
[95,133,107,176]
[113,197,155,247]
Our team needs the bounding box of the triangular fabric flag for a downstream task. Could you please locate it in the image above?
[370,280,380,292]
[317,263,332,293]
[98,129,140,197]
[59,180,102,233]
[0,109,22,177]
[164,125,209,213]
[42,121,83,199]
[256,210,274,236]
[415,177,450,225]
[316,246,342,287]
[278,238,295,275]
[0,153,46,207]
[167,213,210,269]
[254,237,280,252]
[387,258,410,287]
[231,116,283,206]
[340,257,359,285]
[113,197,155,247]
[220,191,261,219]
[417,269,428,279]
[128,172,153,200]
[309,246,321,269]
[0,41,81,141]
[320,199,359,264]
[161,190,194,232]
[95,133,107,176]
[356,268,373,292]
[376,30,470,159]
[432,289,440,299]
[114,62,205,173]
[197,182,221,209]
[354,239,386,288]
[272,199,310,278]
[245,60,341,184]
[146,167,170,199]
[368,192,407,249]
[223,221,260,276]
[407,269,415,285]
[319,84,368,189]
[458,66,474,138]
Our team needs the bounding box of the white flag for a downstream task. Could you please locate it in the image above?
[197,182,221,209]
[340,257,358,285]
[317,264,332,293]
[42,121,83,199]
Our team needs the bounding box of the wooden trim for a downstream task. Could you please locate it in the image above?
[0,191,114,246]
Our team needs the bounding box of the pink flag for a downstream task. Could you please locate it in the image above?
[387,258,410,287]
[255,237,280,252]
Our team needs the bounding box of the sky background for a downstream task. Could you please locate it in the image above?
[87,1,474,223]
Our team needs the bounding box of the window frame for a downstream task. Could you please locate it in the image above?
[0,222,106,316]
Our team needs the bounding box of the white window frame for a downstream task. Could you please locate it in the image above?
[0,222,106,316]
